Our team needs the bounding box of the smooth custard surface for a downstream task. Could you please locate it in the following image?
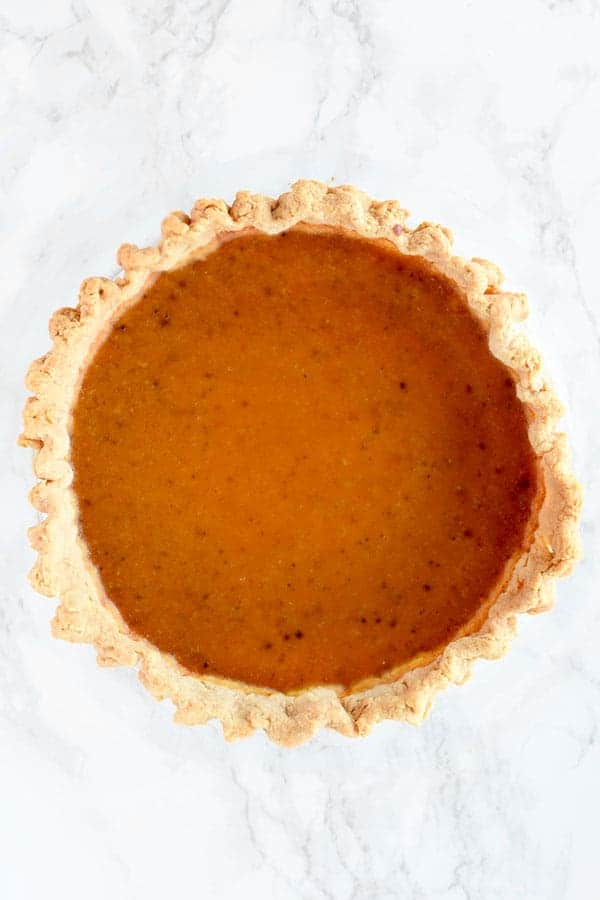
[71,229,538,692]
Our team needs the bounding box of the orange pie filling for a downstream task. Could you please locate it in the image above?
[71,229,539,693]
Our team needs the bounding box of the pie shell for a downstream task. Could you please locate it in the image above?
[20,180,581,746]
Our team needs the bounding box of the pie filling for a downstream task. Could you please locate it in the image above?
[71,229,538,693]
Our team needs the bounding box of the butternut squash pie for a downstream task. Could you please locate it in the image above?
[20,181,580,745]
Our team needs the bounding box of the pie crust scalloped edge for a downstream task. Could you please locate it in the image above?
[19,180,581,746]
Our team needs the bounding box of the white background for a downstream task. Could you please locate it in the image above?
[2,1,599,898]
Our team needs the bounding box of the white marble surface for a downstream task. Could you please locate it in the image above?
[1,1,599,897]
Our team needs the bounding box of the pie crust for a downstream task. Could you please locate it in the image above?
[20,180,581,746]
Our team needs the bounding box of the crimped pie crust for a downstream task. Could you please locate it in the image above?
[20,180,581,746]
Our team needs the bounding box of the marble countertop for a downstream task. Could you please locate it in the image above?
[2,1,599,897]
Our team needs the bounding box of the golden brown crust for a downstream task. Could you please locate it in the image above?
[20,180,581,746]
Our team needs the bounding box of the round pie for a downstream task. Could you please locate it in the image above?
[20,181,581,745]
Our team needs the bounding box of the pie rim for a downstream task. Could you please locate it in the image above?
[20,180,581,746]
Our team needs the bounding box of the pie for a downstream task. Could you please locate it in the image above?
[20,180,581,745]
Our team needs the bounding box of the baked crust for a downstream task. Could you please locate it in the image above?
[20,180,581,746]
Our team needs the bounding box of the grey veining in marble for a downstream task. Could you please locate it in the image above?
[1,1,599,897]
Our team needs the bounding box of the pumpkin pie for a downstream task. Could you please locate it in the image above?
[20,180,581,745]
